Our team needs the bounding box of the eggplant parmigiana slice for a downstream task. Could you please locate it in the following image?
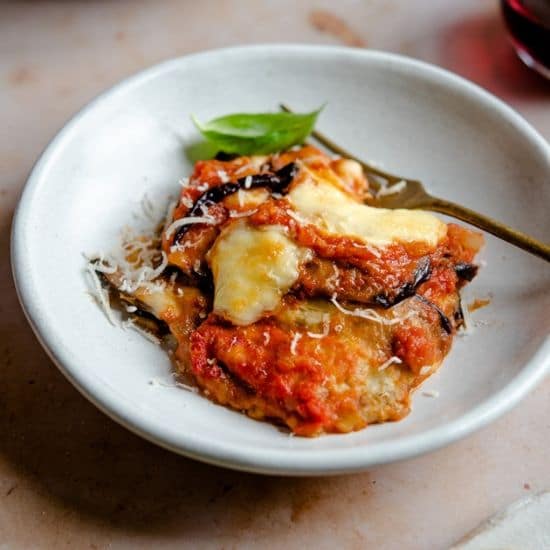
[92,146,483,436]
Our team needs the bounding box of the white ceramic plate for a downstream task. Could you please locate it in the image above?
[12,45,550,475]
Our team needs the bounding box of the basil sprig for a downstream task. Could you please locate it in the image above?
[192,107,322,155]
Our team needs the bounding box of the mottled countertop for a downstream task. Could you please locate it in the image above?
[1,1,549,548]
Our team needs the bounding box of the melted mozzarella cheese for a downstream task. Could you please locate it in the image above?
[209,220,311,325]
[288,169,447,248]
[208,165,447,326]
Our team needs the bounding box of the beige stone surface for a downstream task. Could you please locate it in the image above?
[1,1,549,548]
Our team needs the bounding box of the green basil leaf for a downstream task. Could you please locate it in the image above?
[192,107,323,155]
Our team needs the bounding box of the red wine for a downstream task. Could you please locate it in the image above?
[501,0,550,78]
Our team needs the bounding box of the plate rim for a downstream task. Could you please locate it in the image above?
[11,44,550,475]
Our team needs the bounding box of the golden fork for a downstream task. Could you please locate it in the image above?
[281,104,550,262]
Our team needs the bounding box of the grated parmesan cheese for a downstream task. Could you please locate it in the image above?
[85,262,118,326]
[229,209,258,219]
[148,377,198,393]
[176,382,198,393]
[326,264,340,288]
[422,389,439,398]
[148,378,171,387]
[85,193,180,323]
[170,241,194,253]
[244,175,253,189]
[217,169,229,183]
[90,256,117,275]
[307,314,331,339]
[377,356,403,371]
[330,294,414,326]
[164,215,216,239]
[290,332,302,355]
[181,196,194,208]
[237,188,245,207]
[117,251,168,294]
[459,300,475,336]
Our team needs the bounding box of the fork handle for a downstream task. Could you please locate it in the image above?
[426,197,550,262]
